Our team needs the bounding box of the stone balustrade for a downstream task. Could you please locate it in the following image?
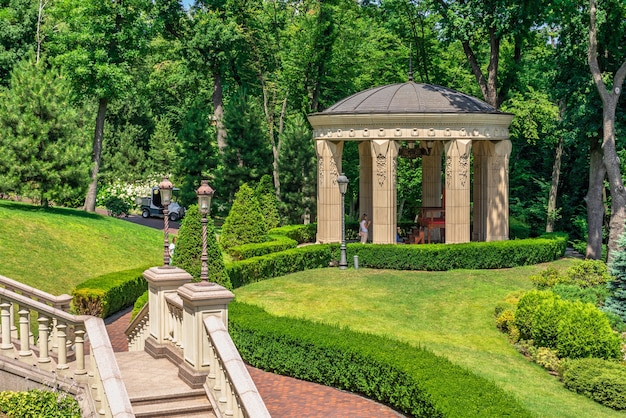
[0,280,133,418]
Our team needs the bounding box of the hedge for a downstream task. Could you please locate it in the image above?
[227,234,298,261]
[229,302,531,418]
[269,224,317,244]
[72,267,149,318]
[561,358,626,410]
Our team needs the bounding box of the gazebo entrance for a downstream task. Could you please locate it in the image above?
[308,82,514,245]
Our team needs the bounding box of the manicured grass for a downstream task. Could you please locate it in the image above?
[0,200,162,294]
[234,262,625,418]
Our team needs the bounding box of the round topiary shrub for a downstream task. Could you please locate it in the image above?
[173,204,231,288]
[220,183,268,249]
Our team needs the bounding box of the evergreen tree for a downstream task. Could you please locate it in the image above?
[173,204,230,288]
[605,231,626,322]
[175,100,218,207]
[278,114,316,224]
[255,175,280,230]
[220,183,267,249]
[0,56,90,206]
[221,88,272,202]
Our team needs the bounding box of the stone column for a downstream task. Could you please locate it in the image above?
[359,141,373,233]
[472,141,488,241]
[422,141,443,241]
[370,139,400,244]
[143,266,192,344]
[444,139,472,243]
[177,283,234,374]
[316,140,344,243]
[486,140,512,241]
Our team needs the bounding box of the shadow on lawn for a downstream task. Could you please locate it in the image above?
[0,200,105,221]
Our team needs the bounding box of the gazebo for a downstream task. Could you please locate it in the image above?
[307,82,514,244]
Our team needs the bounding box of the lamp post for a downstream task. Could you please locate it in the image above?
[196,180,215,285]
[159,176,174,266]
[337,173,349,270]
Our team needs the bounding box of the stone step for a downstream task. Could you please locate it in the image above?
[131,390,214,417]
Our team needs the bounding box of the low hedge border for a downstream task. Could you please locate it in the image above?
[269,224,317,244]
[229,301,531,418]
[71,267,149,318]
[227,234,298,261]
[561,358,626,410]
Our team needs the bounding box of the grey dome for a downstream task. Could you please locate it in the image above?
[317,82,498,115]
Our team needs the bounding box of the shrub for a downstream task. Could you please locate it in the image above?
[174,204,230,288]
[227,234,298,261]
[132,290,149,320]
[529,267,565,289]
[269,224,317,244]
[564,259,612,288]
[552,283,609,306]
[220,184,267,249]
[533,347,561,372]
[0,389,80,417]
[509,217,531,239]
[515,290,622,360]
[103,195,130,217]
[230,302,531,418]
[72,267,149,318]
[255,175,280,230]
[561,358,626,410]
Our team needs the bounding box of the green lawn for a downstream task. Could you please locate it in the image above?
[234,264,626,418]
[0,200,163,294]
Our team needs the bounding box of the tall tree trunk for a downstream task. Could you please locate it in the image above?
[585,141,605,259]
[36,0,47,64]
[84,97,107,212]
[212,72,226,153]
[546,136,563,233]
[588,0,626,261]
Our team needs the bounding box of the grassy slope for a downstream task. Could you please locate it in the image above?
[0,200,162,294]
[234,264,626,418]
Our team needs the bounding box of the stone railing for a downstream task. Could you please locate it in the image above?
[126,303,150,352]
[138,266,271,418]
[0,277,133,418]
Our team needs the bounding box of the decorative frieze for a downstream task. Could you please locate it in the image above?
[313,125,510,140]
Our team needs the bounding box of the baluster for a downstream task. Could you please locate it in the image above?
[74,326,86,375]
[9,301,16,339]
[225,375,234,417]
[56,322,69,370]
[218,363,227,405]
[1,301,13,353]
[18,309,32,358]
[176,310,183,349]
[37,315,51,364]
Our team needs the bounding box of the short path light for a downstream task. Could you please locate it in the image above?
[196,180,215,285]
[337,173,349,270]
[159,176,174,266]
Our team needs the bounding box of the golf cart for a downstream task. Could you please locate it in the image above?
[137,186,186,221]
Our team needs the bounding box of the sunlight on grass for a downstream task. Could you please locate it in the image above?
[235,261,624,418]
[0,200,162,294]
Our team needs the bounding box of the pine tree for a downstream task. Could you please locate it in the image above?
[278,114,316,224]
[0,56,90,206]
[220,183,267,249]
[605,231,626,321]
[221,88,272,202]
[255,175,281,230]
[173,204,230,288]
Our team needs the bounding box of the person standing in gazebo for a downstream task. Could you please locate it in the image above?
[359,214,371,244]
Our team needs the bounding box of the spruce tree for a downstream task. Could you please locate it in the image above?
[605,231,626,321]
[278,114,316,224]
[173,204,230,289]
[255,175,281,230]
[220,183,267,249]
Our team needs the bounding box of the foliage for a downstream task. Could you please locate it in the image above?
[0,0,37,86]
[551,283,609,307]
[0,56,90,206]
[529,267,564,289]
[269,224,318,244]
[72,267,149,318]
[561,358,626,410]
[605,230,626,322]
[514,290,622,360]
[220,184,268,249]
[226,234,297,261]
[255,175,280,230]
[103,196,131,218]
[230,301,531,417]
[131,290,149,320]
[0,389,80,417]
[509,217,531,239]
[277,114,316,224]
[530,259,612,290]
[174,204,230,288]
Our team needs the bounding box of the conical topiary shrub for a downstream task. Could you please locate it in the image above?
[173,204,230,288]
[220,183,267,249]
[256,174,281,230]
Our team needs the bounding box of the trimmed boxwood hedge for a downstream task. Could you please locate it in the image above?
[561,358,626,410]
[72,267,149,318]
[229,301,531,418]
[269,224,317,244]
[227,234,298,261]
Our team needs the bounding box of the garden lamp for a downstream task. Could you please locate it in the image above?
[196,180,215,285]
[337,173,349,270]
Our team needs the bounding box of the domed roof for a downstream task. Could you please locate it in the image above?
[317,82,498,115]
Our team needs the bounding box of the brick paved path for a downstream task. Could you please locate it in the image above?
[105,308,405,417]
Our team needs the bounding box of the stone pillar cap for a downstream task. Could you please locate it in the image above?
[177,282,235,305]
[143,266,193,286]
